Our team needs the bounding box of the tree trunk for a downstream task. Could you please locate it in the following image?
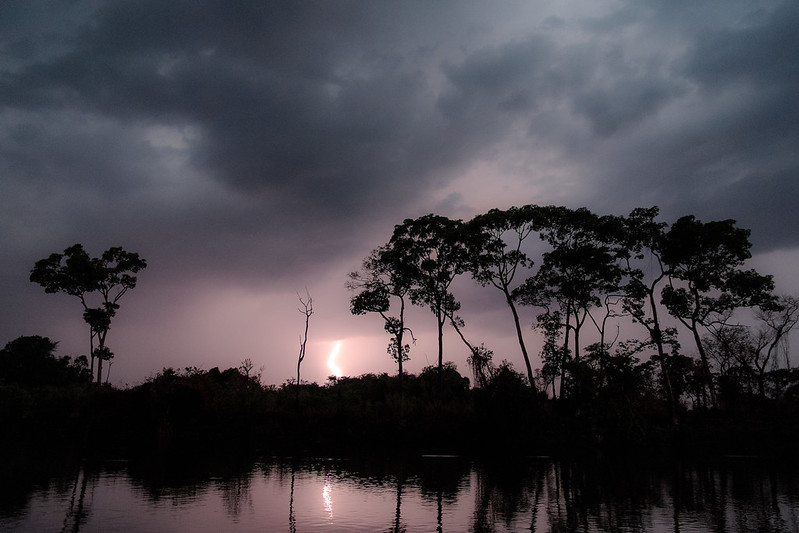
[649,288,679,426]
[96,330,107,385]
[559,309,571,400]
[756,369,766,399]
[88,326,95,383]
[396,302,405,411]
[437,310,444,395]
[504,289,535,388]
[96,354,103,385]
[691,323,719,409]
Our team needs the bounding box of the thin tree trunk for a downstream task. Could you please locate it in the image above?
[691,324,719,409]
[396,298,406,410]
[437,310,444,395]
[96,330,107,385]
[504,289,535,387]
[296,290,313,402]
[559,309,571,400]
[447,312,491,387]
[649,288,679,425]
[89,327,95,383]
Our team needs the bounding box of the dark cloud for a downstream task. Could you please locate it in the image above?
[683,1,799,89]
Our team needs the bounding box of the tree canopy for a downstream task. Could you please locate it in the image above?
[349,204,789,417]
[30,244,147,384]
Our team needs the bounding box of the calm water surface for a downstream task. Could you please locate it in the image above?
[2,454,798,532]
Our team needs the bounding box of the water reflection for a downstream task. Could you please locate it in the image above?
[62,463,93,533]
[322,475,334,520]
[288,463,296,533]
[2,454,798,532]
[392,471,405,533]
[418,456,466,533]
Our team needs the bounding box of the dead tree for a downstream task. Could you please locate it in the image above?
[296,289,313,391]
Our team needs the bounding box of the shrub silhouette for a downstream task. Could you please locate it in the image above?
[0,335,90,387]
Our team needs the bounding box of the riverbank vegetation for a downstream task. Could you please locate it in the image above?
[2,349,798,461]
[3,204,799,461]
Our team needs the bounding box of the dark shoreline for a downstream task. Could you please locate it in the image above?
[3,379,797,466]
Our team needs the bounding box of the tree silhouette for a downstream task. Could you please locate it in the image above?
[341,204,793,420]
[348,245,416,399]
[466,205,542,388]
[296,289,313,391]
[30,244,147,384]
[516,207,623,400]
[661,216,775,408]
[755,295,799,372]
[390,214,469,394]
[618,207,680,425]
[0,335,90,386]
[706,295,799,398]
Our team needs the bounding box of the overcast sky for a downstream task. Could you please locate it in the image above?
[2,0,797,386]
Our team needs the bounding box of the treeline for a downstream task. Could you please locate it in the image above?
[2,337,799,459]
[348,205,799,424]
[4,204,799,459]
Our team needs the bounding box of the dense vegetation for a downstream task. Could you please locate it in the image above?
[348,205,796,416]
[3,205,799,460]
[2,353,798,460]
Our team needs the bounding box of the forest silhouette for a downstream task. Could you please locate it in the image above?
[3,205,799,461]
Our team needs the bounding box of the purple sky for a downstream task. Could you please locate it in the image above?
[2,1,798,386]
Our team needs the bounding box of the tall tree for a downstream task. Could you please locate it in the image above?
[516,207,623,399]
[661,216,775,408]
[466,205,542,387]
[618,207,680,425]
[30,244,147,384]
[389,215,469,392]
[348,245,416,396]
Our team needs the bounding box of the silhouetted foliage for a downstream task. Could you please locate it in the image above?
[30,244,147,384]
[3,351,799,460]
[661,216,775,408]
[350,205,787,419]
[0,335,90,386]
[391,215,470,394]
[466,205,543,386]
[6,204,797,463]
[619,207,680,425]
[348,244,416,397]
[513,207,626,402]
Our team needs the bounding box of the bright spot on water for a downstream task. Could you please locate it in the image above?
[327,340,342,377]
[322,477,334,519]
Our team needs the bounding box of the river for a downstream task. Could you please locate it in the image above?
[2,454,797,532]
